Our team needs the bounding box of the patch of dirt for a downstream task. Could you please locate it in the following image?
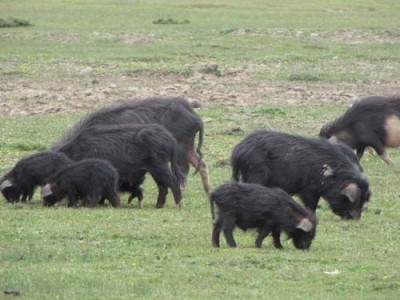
[0,63,399,116]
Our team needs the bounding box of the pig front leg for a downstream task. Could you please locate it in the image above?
[255,227,271,248]
[299,191,320,212]
[272,229,283,249]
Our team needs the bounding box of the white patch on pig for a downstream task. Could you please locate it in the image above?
[322,164,334,177]
[41,184,53,198]
[0,180,13,191]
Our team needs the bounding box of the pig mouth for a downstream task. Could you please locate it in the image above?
[341,210,362,220]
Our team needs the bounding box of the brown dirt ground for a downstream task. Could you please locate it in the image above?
[1,65,399,116]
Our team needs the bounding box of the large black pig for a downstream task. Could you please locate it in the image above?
[0,151,72,203]
[56,124,184,208]
[320,95,400,165]
[210,182,317,250]
[52,97,211,194]
[231,131,371,220]
[42,159,120,208]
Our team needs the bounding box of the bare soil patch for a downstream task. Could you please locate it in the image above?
[0,64,398,116]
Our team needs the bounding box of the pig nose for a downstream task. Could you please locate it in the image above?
[349,210,361,220]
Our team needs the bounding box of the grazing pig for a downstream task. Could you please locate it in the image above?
[42,159,120,208]
[0,151,72,203]
[56,124,184,208]
[231,131,371,220]
[210,182,317,250]
[52,97,211,194]
[320,95,400,165]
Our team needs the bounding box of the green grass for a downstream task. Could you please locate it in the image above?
[1,0,400,298]
[1,104,400,299]
[1,0,400,82]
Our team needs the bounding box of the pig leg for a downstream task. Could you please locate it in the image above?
[212,218,223,247]
[148,164,181,208]
[370,142,394,165]
[127,188,144,208]
[255,227,271,248]
[299,192,320,212]
[21,189,34,202]
[272,229,283,249]
[380,149,394,166]
[21,193,28,203]
[66,192,78,207]
[27,190,34,202]
[127,188,143,203]
[187,147,211,195]
[153,180,168,209]
[86,194,100,208]
[222,217,237,248]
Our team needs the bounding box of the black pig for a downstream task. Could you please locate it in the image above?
[320,95,400,165]
[42,159,120,208]
[0,151,72,203]
[56,124,184,208]
[231,131,371,220]
[52,97,211,194]
[210,182,317,250]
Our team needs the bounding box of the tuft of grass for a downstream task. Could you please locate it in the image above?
[258,107,287,116]
[0,142,46,152]
[0,17,31,28]
[287,73,321,82]
[153,18,190,25]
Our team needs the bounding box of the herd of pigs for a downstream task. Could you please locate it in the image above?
[1,95,400,251]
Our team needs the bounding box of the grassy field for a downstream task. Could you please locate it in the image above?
[1,1,400,299]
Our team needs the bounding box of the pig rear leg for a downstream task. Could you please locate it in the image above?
[187,147,211,195]
[371,142,394,165]
[222,217,237,248]
[148,164,181,208]
[272,229,283,249]
[255,227,271,248]
[380,149,394,166]
[212,218,223,248]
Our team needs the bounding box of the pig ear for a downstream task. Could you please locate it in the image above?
[0,180,13,191]
[296,218,314,232]
[41,184,53,198]
[341,183,361,203]
[322,164,334,177]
